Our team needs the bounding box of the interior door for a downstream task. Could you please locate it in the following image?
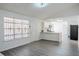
[70,25,78,40]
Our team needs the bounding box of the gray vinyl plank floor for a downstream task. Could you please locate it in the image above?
[1,40,78,56]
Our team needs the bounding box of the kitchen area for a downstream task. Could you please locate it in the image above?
[40,20,68,43]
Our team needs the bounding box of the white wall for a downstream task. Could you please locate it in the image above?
[45,16,78,43]
[53,21,68,42]
[43,21,68,42]
[0,10,41,52]
[63,16,78,40]
[63,16,79,46]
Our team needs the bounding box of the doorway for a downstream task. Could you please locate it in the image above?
[70,25,78,41]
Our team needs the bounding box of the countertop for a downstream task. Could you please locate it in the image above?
[40,32,60,34]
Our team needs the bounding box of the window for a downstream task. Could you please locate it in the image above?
[4,17,30,41]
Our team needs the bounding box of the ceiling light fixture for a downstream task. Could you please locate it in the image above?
[34,3,48,8]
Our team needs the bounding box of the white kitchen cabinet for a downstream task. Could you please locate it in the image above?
[40,32,61,42]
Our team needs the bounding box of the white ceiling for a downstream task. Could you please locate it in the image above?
[0,3,79,19]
